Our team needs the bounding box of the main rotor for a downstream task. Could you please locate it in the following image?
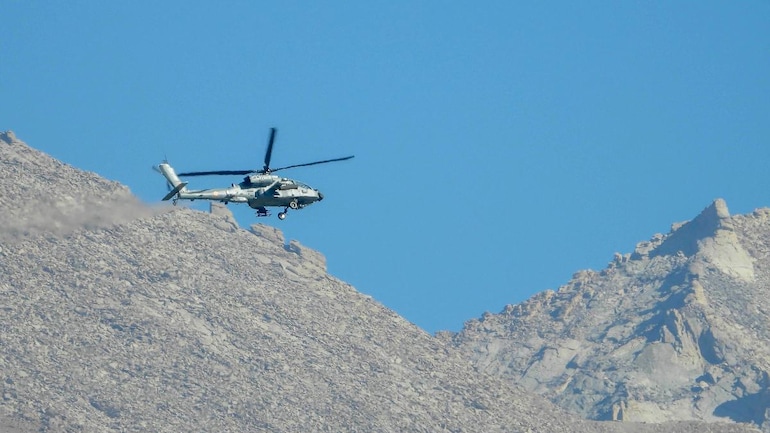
[177,128,354,178]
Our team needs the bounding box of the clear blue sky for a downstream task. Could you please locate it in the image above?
[3,2,769,333]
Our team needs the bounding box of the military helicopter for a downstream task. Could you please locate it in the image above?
[155,128,353,220]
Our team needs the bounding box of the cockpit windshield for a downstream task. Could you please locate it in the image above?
[283,178,311,189]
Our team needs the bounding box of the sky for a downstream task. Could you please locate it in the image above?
[3,1,769,333]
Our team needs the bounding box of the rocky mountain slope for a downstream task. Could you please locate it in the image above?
[449,198,770,431]
[0,131,154,245]
[0,131,758,432]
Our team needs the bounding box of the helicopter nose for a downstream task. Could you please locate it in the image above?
[317,191,324,201]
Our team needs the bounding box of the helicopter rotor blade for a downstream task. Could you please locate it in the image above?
[263,127,277,173]
[177,170,254,177]
[270,155,355,173]
[172,128,352,177]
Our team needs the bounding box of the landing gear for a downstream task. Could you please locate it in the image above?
[289,199,299,210]
[277,204,292,220]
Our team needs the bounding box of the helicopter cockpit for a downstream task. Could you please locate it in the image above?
[279,179,313,190]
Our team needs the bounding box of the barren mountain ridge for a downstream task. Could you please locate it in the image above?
[0,131,758,432]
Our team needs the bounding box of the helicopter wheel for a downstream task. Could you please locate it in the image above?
[289,199,299,210]
[172,198,178,206]
[278,212,287,220]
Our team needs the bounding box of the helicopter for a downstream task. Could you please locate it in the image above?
[155,128,354,220]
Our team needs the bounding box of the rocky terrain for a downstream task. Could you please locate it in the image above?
[0,132,155,245]
[449,198,770,431]
[0,131,760,432]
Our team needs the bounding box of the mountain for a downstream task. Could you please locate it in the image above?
[0,131,154,245]
[0,131,758,433]
[448,198,770,431]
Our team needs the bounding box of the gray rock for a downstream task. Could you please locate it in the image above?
[0,130,157,244]
[6,134,756,432]
[250,223,286,246]
[451,199,770,431]
[209,202,240,233]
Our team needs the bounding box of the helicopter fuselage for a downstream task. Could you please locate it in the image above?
[176,175,323,209]
[156,163,323,218]
[155,127,350,220]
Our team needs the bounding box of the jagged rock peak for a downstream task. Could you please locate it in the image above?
[651,199,731,258]
[708,198,731,219]
[629,199,754,281]
[451,198,770,430]
[648,199,754,281]
[1,130,18,143]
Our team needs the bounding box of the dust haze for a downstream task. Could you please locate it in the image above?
[0,130,167,244]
